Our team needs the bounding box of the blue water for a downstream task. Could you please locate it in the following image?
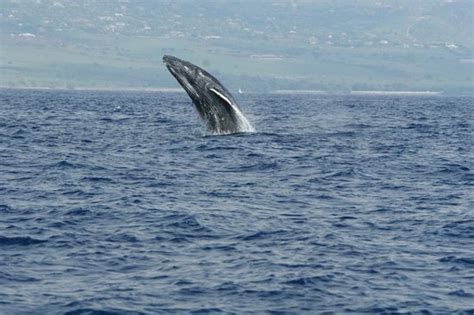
[0,89,473,314]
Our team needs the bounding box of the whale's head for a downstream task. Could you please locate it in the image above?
[163,55,249,133]
[163,55,204,103]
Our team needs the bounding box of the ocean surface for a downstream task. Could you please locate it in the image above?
[0,89,473,314]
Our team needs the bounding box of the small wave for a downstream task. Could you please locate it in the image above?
[236,230,289,241]
[163,214,206,230]
[325,130,356,137]
[0,235,46,246]
[64,308,143,315]
[224,161,278,172]
[349,306,408,314]
[343,123,373,129]
[284,275,334,286]
[439,219,474,238]
[11,128,28,138]
[51,160,79,169]
[448,289,474,298]
[178,286,207,296]
[188,308,225,314]
[405,123,433,131]
[82,176,113,183]
[323,168,356,179]
[106,233,140,243]
[439,256,474,266]
[201,244,236,251]
[462,173,474,183]
[208,129,255,136]
[66,208,93,216]
[0,271,40,282]
[196,144,239,151]
[339,216,357,221]
[0,204,13,213]
[213,281,242,292]
[436,163,470,174]
[156,214,217,240]
[62,190,96,197]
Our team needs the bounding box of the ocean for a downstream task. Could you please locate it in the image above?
[0,89,472,314]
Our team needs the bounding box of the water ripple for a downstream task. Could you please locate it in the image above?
[0,90,472,313]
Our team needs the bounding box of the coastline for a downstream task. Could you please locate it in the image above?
[0,86,185,93]
[272,89,444,96]
[2,86,472,96]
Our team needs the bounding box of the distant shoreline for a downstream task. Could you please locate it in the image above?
[0,86,185,93]
[2,86,472,96]
[273,89,443,96]
[350,90,442,96]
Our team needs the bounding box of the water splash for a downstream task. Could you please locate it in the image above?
[210,107,255,135]
[234,106,255,133]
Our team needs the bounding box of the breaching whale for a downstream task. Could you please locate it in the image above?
[163,55,254,134]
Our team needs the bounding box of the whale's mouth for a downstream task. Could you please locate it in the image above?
[163,58,200,105]
[162,55,184,69]
[163,55,191,85]
[162,55,175,65]
[162,55,176,73]
[165,64,177,76]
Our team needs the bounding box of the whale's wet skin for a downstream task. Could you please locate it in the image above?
[0,89,473,314]
[163,55,254,134]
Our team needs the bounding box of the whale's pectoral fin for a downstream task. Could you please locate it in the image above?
[209,88,233,107]
[209,88,238,118]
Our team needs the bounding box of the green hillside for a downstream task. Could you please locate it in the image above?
[0,0,472,93]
